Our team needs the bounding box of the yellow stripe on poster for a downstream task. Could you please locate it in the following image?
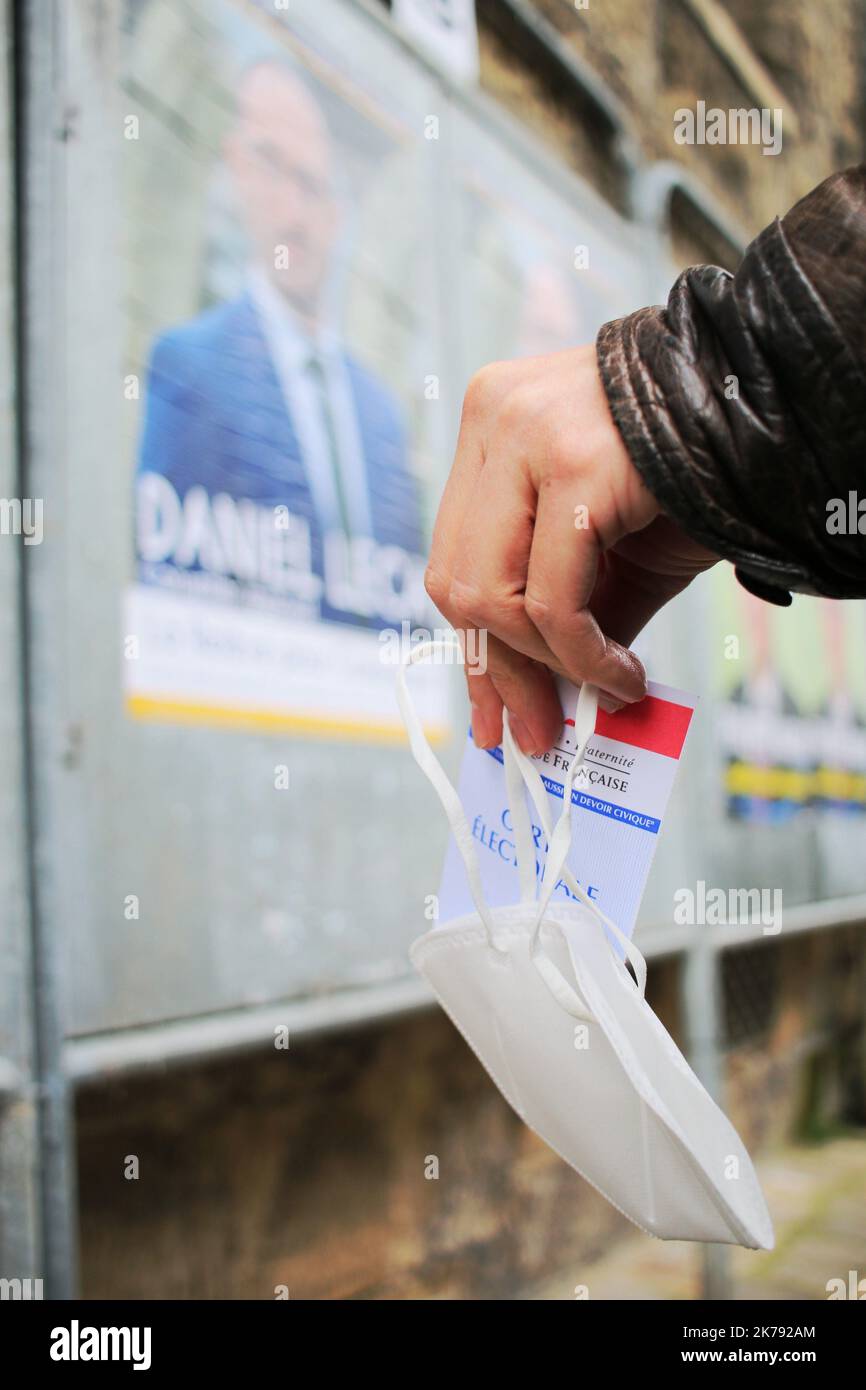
[813,767,866,803]
[725,762,813,801]
[125,694,449,746]
[726,760,866,806]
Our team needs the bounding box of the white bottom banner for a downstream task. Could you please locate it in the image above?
[123,584,451,743]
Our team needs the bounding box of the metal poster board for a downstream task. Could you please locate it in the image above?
[48,0,453,1036]
[27,0,866,1057]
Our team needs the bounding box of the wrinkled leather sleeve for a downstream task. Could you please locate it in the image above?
[596,165,866,604]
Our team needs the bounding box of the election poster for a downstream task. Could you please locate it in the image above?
[122,0,448,742]
[712,568,866,823]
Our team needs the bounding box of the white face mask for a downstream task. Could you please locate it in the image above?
[397,640,773,1249]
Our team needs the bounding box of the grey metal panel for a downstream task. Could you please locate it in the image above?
[64,974,434,1082]
[40,0,661,1046]
[31,0,866,1065]
[18,0,81,1297]
[0,0,41,1284]
[53,0,458,1035]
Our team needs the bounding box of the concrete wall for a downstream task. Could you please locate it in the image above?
[76,929,866,1299]
[481,0,865,249]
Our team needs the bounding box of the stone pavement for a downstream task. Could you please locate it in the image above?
[530,1135,866,1300]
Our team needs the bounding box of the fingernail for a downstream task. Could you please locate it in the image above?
[599,693,625,715]
[509,714,537,756]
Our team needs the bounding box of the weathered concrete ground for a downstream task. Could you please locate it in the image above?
[529,1135,866,1301]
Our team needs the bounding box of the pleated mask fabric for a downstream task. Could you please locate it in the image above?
[397,639,773,1249]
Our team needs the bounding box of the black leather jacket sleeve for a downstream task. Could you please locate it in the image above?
[596,165,866,606]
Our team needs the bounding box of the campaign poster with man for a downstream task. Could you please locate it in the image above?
[124,9,444,741]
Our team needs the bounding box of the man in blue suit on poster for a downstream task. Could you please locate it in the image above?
[135,60,427,632]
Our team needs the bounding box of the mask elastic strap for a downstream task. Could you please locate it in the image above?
[396,637,507,954]
[502,686,597,1021]
[501,690,648,1003]
[530,681,598,938]
[502,709,538,905]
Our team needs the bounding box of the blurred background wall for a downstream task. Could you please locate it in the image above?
[3,0,866,1301]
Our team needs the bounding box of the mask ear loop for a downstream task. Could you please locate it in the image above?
[501,688,648,1004]
[502,708,594,1020]
[396,637,507,955]
[502,709,539,906]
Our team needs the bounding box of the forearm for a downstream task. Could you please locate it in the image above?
[596,165,866,605]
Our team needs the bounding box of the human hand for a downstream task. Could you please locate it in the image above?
[425,346,718,754]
